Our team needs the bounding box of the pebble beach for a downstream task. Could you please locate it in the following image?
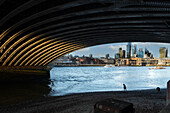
[0,89,166,113]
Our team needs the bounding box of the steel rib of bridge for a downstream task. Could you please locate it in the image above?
[1,0,170,66]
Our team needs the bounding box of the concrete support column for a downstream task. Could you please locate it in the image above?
[159,81,170,113]
[167,80,170,105]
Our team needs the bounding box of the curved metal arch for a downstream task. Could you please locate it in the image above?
[1,30,22,47]
[10,38,56,66]
[42,48,87,66]
[0,0,47,26]
[0,0,99,40]
[2,1,170,66]
[0,17,165,58]
[39,33,158,66]
[16,29,153,66]
[7,28,137,66]
[18,27,164,66]
[33,44,83,66]
[2,35,45,66]
[42,36,133,66]
[2,0,170,30]
[1,15,164,53]
[39,46,84,66]
[0,27,11,41]
[42,46,87,66]
[32,35,117,66]
[0,0,96,27]
[10,29,90,66]
[42,32,170,66]
[26,42,78,66]
[0,7,169,58]
[1,10,166,48]
[0,0,6,6]
[18,41,75,66]
[144,1,170,7]
[17,41,62,66]
[31,22,165,39]
[12,25,169,65]
[2,14,160,48]
[0,32,33,58]
[2,21,165,65]
[1,2,169,42]
[42,49,83,66]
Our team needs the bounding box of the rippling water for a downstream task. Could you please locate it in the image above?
[49,66,170,96]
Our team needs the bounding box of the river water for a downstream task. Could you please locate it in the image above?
[49,66,170,96]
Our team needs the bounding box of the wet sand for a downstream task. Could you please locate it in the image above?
[0,89,166,113]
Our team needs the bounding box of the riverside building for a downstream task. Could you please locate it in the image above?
[159,47,168,58]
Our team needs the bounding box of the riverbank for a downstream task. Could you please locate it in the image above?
[0,89,166,113]
[52,64,170,67]
[0,66,51,105]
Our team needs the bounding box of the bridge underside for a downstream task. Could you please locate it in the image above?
[1,0,170,66]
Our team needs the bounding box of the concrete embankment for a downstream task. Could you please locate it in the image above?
[0,66,51,105]
[0,66,50,83]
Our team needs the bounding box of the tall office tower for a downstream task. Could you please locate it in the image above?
[145,48,150,57]
[131,44,137,58]
[134,44,138,57]
[123,50,126,58]
[106,54,109,59]
[68,54,73,59]
[144,48,153,58]
[119,48,123,58]
[115,53,120,59]
[89,54,93,58]
[145,48,149,55]
[159,47,168,58]
[127,42,131,58]
[166,48,168,57]
[138,48,144,58]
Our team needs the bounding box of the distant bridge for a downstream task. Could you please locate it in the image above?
[1,0,170,67]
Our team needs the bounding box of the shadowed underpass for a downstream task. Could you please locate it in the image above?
[0,0,170,113]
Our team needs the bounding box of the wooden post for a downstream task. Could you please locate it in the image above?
[167,80,170,105]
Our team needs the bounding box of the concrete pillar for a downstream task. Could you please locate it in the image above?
[167,80,170,105]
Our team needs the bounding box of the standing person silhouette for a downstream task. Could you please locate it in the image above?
[123,84,127,91]
[156,87,160,93]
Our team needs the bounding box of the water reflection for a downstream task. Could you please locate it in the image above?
[50,67,170,96]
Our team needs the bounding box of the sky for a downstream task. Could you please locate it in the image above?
[69,42,170,58]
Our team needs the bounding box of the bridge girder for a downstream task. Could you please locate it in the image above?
[1,0,170,66]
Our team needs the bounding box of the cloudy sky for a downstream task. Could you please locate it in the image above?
[70,42,170,58]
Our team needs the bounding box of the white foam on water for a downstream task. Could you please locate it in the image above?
[49,66,170,96]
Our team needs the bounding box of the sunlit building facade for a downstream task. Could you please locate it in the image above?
[106,54,110,59]
[144,48,153,58]
[159,47,168,58]
[127,42,131,58]
[119,48,123,58]
[138,48,144,58]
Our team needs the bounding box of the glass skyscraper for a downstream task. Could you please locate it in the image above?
[131,44,137,58]
[127,42,131,58]
[138,48,144,58]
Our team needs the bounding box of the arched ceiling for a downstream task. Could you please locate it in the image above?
[0,0,170,66]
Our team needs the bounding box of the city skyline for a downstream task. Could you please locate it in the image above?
[70,42,170,58]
